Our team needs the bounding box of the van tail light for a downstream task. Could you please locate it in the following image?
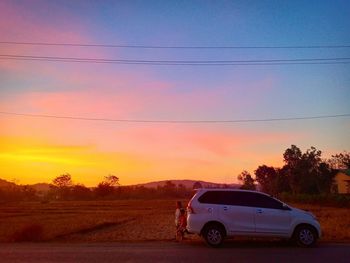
[187,202,195,214]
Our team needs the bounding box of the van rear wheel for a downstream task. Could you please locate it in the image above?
[203,224,225,247]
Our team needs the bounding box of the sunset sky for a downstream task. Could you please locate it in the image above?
[1,0,349,186]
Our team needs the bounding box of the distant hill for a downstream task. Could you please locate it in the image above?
[0,178,51,193]
[134,179,240,189]
[0,177,240,192]
[0,178,18,189]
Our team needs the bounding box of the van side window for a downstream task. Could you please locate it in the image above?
[250,193,285,209]
[198,191,224,204]
[198,191,285,210]
[226,192,285,209]
[227,192,253,206]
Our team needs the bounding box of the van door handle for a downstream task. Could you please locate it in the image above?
[257,209,263,213]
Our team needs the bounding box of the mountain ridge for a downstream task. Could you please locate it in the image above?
[0,177,240,192]
[134,179,240,189]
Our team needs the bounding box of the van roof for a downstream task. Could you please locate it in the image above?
[195,188,261,194]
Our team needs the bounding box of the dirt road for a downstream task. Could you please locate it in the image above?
[1,241,349,263]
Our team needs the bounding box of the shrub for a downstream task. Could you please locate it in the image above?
[277,192,350,207]
[12,224,44,242]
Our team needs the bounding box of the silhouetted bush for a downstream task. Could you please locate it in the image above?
[12,224,44,242]
[278,192,350,207]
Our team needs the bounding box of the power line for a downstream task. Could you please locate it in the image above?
[1,41,350,49]
[1,54,350,66]
[1,111,349,124]
[2,57,349,66]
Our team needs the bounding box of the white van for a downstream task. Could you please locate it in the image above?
[187,189,321,247]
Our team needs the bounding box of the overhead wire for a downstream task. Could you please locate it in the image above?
[0,42,349,124]
[0,111,349,124]
[1,41,350,49]
[1,54,350,66]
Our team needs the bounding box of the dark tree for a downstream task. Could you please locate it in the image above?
[329,151,350,170]
[104,174,120,186]
[237,171,256,190]
[71,184,92,200]
[164,180,176,189]
[274,167,291,193]
[52,173,72,188]
[193,181,203,189]
[95,175,119,198]
[177,183,188,197]
[51,173,73,200]
[282,145,334,194]
[21,186,38,201]
[254,165,278,194]
[283,145,302,169]
[95,182,114,198]
[159,180,176,196]
[316,162,337,193]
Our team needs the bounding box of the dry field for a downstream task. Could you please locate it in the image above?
[0,200,349,243]
[289,203,350,242]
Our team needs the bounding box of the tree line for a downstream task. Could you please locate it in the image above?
[237,145,349,196]
[46,175,194,201]
[1,145,348,202]
[0,175,197,201]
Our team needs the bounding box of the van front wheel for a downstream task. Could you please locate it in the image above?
[293,225,317,247]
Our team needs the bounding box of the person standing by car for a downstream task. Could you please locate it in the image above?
[175,201,182,238]
[176,208,187,241]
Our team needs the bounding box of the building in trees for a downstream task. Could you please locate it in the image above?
[333,170,350,194]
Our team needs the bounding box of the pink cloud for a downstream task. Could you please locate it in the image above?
[0,1,280,122]
[0,71,232,121]
[0,1,89,44]
[0,1,111,73]
[99,124,302,158]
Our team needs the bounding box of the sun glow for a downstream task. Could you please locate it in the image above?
[0,136,152,186]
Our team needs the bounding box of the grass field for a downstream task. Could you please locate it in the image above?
[0,200,349,243]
